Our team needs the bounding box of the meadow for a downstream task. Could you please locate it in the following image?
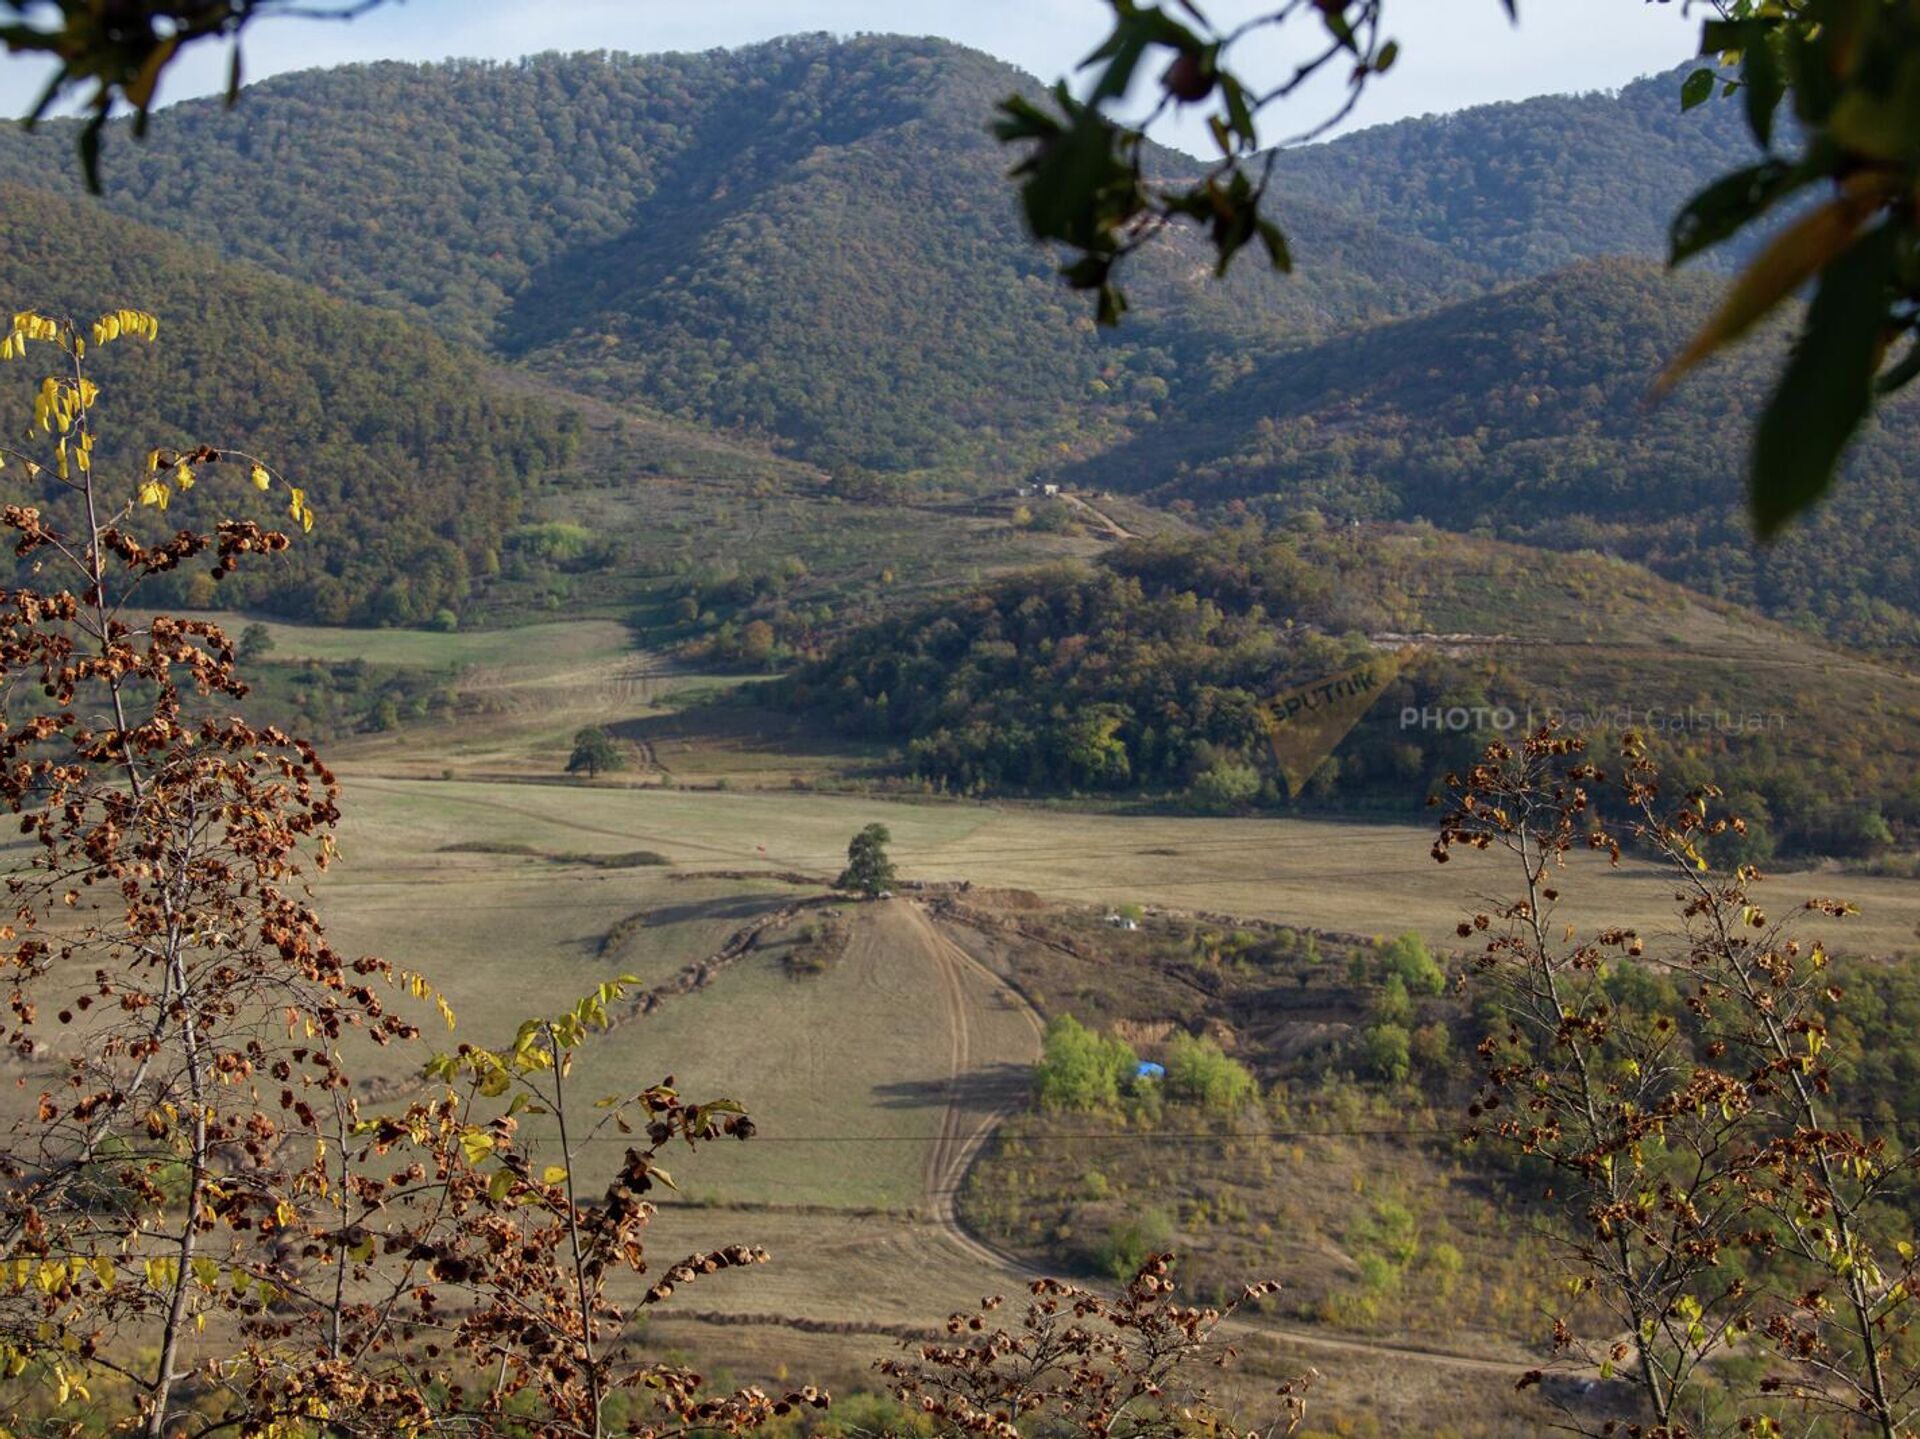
[51,609,1906,1435]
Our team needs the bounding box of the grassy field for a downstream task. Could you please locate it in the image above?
[16,608,1914,1437]
[328,774,1920,955]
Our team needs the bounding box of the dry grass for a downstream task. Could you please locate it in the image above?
[329,774,1920,957]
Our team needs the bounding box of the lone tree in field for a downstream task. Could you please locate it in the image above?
[567,724,623,778]
[837,822,896,896]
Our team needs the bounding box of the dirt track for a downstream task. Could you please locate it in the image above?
[894,903,1536,1377]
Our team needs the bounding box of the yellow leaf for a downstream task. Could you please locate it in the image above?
[458,1128,495,1166]
[250,463,270,491]
[542,1165,568,1186]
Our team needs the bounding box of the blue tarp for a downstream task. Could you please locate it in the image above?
[1135,1061,1166,1080]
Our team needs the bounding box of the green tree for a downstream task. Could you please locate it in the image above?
[1034,1014,1138,1111]
[1360,1022,1412,1085]
[1190,756,1260,811]
[1377,931,1446,995]
[1163,1032,1255,1112]
[836,821,897,896]
[236,619,274,662]
[1371,974,1413,1028]
[567,725,624,779]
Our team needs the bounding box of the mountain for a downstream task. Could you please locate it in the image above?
[0,183,578,624]
[1267,68,1758,279]
[0,36,1658,477]
[1061,260,1920,651]
[0,34,1894,646]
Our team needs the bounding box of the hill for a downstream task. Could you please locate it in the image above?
[0,36,1643,477]
[0,182,579,624]
[774,521,1920,859]
[1062,260,1920,651]
[1267,67,1757,278]
[0,35,1895,648]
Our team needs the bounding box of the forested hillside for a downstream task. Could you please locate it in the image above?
[0,184,578,623]
[0,35,1702,477]
[1268,67,1756,277]
[0,33,1891,644]
[1065,261,1920,650]
[779,522,1920,857]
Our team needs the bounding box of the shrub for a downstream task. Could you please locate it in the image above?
[1164,1033,1255,1112]
[1360,1022,1412,1084]
[1190,757,1261,811]
[1035,1015,1138,1111]
[1377,931,1446,995]
[1095,1208,1173,1281]
[1372,974,1414,1027]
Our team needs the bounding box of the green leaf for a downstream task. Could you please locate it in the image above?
[1081,9,1200,105]
[1751,224,1897,538]
[1667,158,1801,267]
[1740,33,1784,148]
[1681,68,1717,111]
[1659,192,1872,392]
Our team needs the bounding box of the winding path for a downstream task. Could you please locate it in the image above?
[899,901,1536,1378]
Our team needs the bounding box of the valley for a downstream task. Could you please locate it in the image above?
[2,19,1918,1437]
[117,612,1906,1434]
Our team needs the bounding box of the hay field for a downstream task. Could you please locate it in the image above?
[329,773,1920,956]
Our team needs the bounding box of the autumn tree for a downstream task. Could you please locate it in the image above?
[0,308,812,1438]
[879,1256,1314,1439]
[1439,727,1920,1437]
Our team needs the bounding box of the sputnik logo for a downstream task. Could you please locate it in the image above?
[1260,647,1423,794]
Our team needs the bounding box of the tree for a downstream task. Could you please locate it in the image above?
[1190,755,1260,811]
[237,619,274,661]
[836,821,896,896]
[1034,1015,1138,1111]
[1359,1022,1411,1084]
[1439,726,1920,1437]
[1162,1032,1255,1112]
[878,1256,1314,1438]
[0,308,814,1439]
[1376,930,1445,996]
[567,724,623,778]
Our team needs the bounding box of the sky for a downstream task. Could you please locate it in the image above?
[0,1,1710,156]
